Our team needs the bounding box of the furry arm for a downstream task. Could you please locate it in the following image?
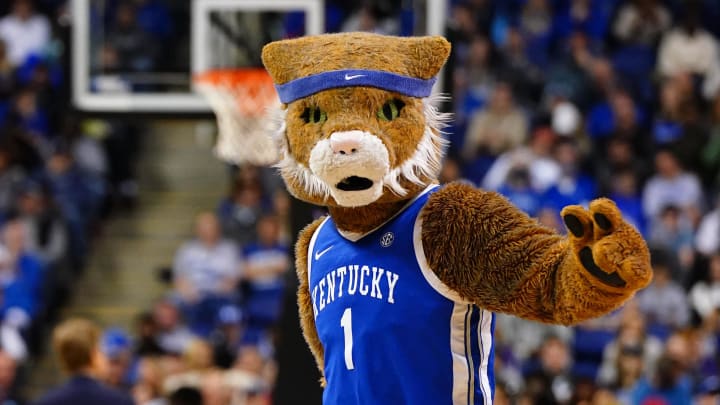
[421,183,652,325]
[295,217,327,385]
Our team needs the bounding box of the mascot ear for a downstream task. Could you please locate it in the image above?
[403,36,451,79]
[261,40,297,85]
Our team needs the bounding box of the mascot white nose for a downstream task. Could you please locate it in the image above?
[329,132,362,155]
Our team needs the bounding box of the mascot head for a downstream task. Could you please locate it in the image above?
[261,32,451,208]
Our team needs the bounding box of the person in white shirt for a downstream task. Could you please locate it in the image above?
[642,149,702,223]
[481,124,560,193]
[0,0,50,66]
[696,199,720,257]
[173,212,241,304]
[689,253,720,320]
[613,0,672,46]
[657,7,720,79]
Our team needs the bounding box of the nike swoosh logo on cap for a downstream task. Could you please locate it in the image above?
[315,245,333,260]
[344,74,365,80]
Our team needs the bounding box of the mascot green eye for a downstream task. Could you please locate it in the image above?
[378,99,405,121]
[301,107,327,124]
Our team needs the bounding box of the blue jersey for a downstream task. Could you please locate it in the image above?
[307,185,496,405]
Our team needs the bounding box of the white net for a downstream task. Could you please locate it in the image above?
[195,69,280,166]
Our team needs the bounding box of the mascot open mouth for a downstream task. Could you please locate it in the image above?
[336,176,374,191]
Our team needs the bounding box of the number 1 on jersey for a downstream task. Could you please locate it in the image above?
[340,308,355,370]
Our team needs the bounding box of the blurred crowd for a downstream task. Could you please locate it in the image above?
[0,0,143,403]
[79,165,290,405]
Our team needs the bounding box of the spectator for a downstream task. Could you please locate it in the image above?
[2,219,45,330]
[105,2,158,72]
[541,137,595,211]
[642,149,702,225]
[33,318,135,405]
[15,182,67,266]
[657,5,720,79]
[586,88,646,147]
[152,300,193,356]
[217,180,264,247]
[463,82,527,160]
[597,306,663,390]
[497,165,542,216]
[630,356,692,405]
[101,328,133,392]
[595,137,649,196]
[482,122,560,192]
[689,253,720,320]
[696,198,720,257]
[518,0,552,46]
[523,336,574,404]
[0,0,50,67]
[9,88,49,142]
[241,215,290,337]
[133,312,163,357]
[172,212,241,333]
[0,148,26,219]
[612,0,671,46]
[649,205,695,275]
[460,35,497,109]
[652,77,706,172]
[608,169,646,236]
[637,261,690,330]
[498,27,544,104]
[131,357,165,405]
[162,339,216,393]
[543,31,595,109]
[45,147,105,262]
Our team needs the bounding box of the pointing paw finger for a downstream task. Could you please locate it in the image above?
[561,205,593,243]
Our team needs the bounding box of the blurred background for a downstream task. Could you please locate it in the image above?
[0,0,715,404]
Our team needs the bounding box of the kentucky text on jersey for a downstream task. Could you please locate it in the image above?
[311,265,399,316]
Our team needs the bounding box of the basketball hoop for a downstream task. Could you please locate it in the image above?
[194,68,280,166]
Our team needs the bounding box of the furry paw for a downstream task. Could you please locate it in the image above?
[561,198,652,291]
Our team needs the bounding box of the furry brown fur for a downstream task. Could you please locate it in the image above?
[261,32,652,387]
[294,217,326,383]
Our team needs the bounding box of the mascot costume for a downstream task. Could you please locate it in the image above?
[261,32,652,405]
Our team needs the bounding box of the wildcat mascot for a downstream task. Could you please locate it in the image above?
[261,32,651,405]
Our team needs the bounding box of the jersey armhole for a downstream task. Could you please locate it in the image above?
[306,216,330,285]
[413,209,471,304]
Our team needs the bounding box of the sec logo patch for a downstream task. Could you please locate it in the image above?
[380,232,394,247]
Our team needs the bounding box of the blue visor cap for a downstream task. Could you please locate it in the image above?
[275,69,437,103]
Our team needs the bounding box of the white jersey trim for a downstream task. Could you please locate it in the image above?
[450,303,471,405]
[478,310,494,405]
[306,216,331,286]
[413,209,470,304]
[336,183,440,242]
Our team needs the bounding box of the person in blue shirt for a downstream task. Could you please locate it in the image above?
[631,356,692,405]
[241,214,291,336]
[541,137,596,212]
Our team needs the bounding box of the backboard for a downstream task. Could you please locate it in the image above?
[71,0,447,113]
